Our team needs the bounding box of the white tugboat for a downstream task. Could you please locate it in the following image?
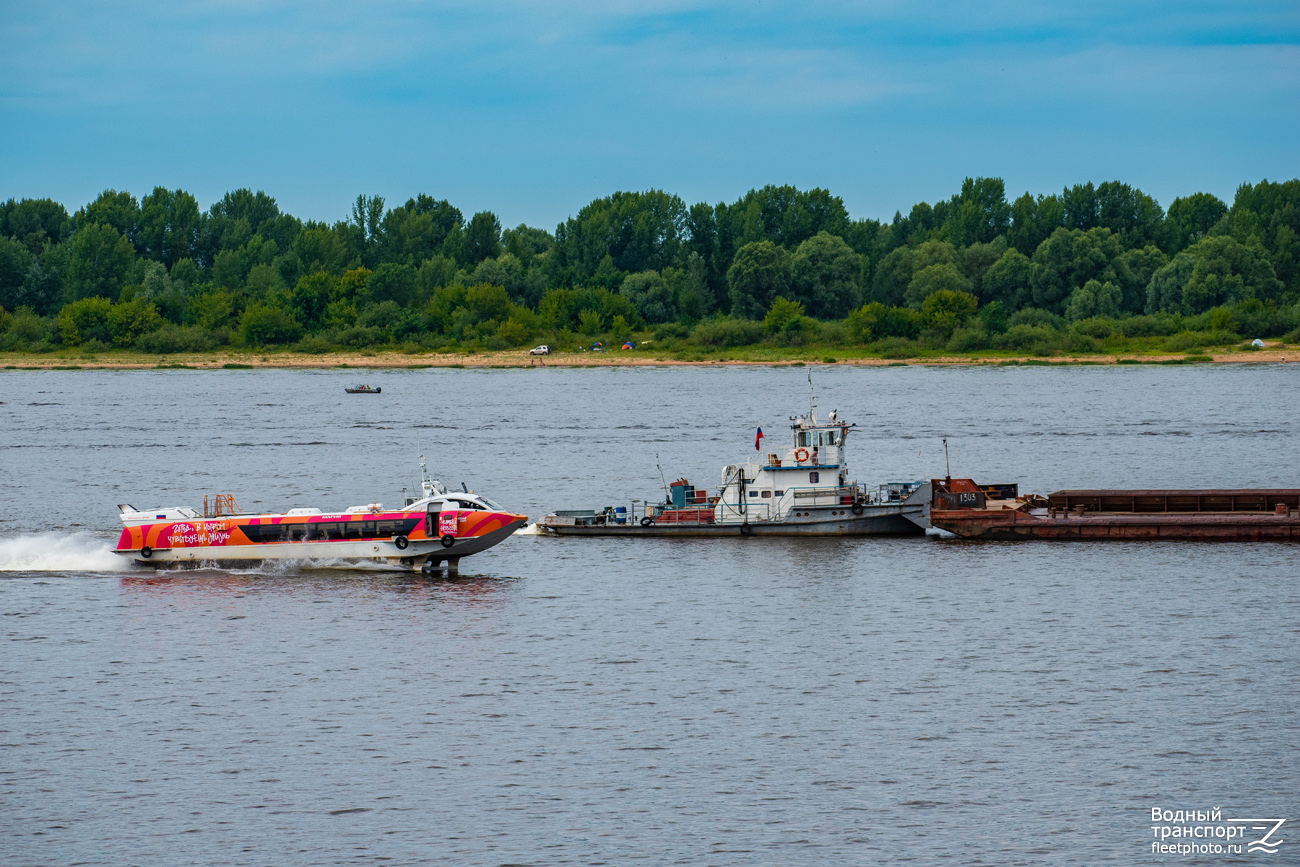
[539,386,931,537]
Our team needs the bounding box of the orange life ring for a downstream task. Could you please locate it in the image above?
[794,448,810,462]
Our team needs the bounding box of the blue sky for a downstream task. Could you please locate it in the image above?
[1,1,1296,229]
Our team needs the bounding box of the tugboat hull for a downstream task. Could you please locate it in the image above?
[541,504,925,537]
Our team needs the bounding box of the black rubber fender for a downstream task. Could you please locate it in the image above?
[440,534,456,548]
[640,516,653,527]
[393,535,409,550]
[850,502,864,516]
[740,523,752,536]
[140,546,153,559]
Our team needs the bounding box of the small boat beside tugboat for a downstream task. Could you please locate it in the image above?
[345,384,381,394]
[113,459,526,571]
[540,397,932,537]
[928,477,1300,541]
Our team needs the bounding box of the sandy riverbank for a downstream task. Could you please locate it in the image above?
[2,348,1296,369]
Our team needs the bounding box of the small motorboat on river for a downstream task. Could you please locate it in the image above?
[113,459,526,571]
[540,396,931,537]
[345,384,381,394]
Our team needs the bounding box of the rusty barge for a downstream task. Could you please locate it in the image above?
[928,479,1300,541]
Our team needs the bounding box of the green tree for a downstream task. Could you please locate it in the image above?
[789,232,862,318]
[378,195,462,265]
[240,303,303,346]
[1145,236,1282,314]
[981,248,1033,309]
[1164,192,1228,253]
[291,223,348,275]
[502,223,554,262]
[1008,192,1065,255]
[367,263,418,308]
[1113,246,1169,313]
[906,262,971,308]
[1095,181,1164,249]
[554,190,687,278]
[621,271,677,324]
[22,248,68,316]
[0,236,34,312]
[472,254,543,307]
[945,177,1011,246]
[727,240,791,319]
[719,185,850,250]
[1065,279,1122,321]
[455,211,501,268]
[75,190,140,247]
[978,300,1009,334]
[202,189,297,264]
[349,194,386,266]
[846,302,886,343]
[764,296,805,334]
[668,253,714,322]
[138,187,201,266]
[958,236,1008,302]
[868,246,915,307]
[921,290,978,335]
[66,223,136,302]
[1029,227,1122,314]
[578,309,602,335]
[57,297,113,345]
[0,198,71,255]
[136,261,187,323]
[290,272,340,329]
[465,282,512,323]
[107,298,163,346]
[417,255,458,295]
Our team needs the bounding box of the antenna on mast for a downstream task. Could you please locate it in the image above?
[943,438,951,481]
[807,372,816,423]
[656,453,670,503]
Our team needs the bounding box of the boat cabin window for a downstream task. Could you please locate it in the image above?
[748,490,758,498]
[775,489,784,496]
[761,490,772,498]
[824,431,836,445]
[240,517,420,543]
[798,431,810,447]
[809,472,820,483]
[437,497,486,511]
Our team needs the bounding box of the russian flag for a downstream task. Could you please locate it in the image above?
[755,427,764,451]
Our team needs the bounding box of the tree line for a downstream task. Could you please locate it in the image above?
[1,178,1298,356]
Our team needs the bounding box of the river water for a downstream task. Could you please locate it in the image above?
[1,364,1297,865]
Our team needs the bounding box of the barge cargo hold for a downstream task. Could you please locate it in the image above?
[928,479,1300,541]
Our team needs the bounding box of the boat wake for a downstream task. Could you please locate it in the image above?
[0,533,128,572]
